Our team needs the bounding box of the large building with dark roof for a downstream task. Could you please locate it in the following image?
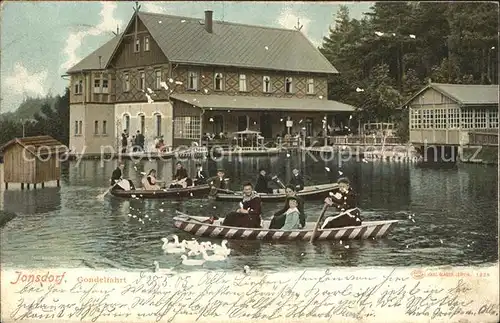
[66,10,355,154]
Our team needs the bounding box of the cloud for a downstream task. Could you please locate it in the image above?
[60,2,122,71]
[4,62,48,97]
[142,2,170,14]
[276,8,311,35]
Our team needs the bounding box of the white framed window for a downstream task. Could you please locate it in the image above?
[155,114,162,137]
[306,78,314,94]
[134,38,140,52]
[102,120,107,135]
[263,76,271,93]
[155,70,162,89]
[123,73,130,92]
[93,78,101,93]
[474,109,487,129]
[123,114,130,133]
[139,71,145,91]
[285,77,293,93]
[139,114,145,134]
[188,71,198,90]
[214,73,224,91]
[74,121,78,135]
[74,81,80,94]
[78,121,82,135]
[174,116,201,139]
[78,80,83,94]
[102,79,109,93]
[239,74,247,92]
[434,108,447,129]
[94,120,99,135]
[144,36,150,51]
[410,109,421,129]
[461,108,474,129]
[422,109,434,129]
[489,110,498,128]
[447,108,460,129]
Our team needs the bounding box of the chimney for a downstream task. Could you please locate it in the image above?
[205,10,213,33]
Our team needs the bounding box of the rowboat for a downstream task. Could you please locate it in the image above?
[215,183,338,202]
[110,184,210,199]
[173,211,398,241]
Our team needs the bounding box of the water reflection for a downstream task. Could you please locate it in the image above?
[2,187,61,215]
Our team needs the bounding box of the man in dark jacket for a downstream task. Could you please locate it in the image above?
[288,168,304,191]
[269,184,306,229]
[193,163,208,185]
[321,177,362,229]
[222,182,262,228]
[110,162,135,190]
[121,131,128,153]
[208,169,229,197]
[254,169,273,193]
[170,162,191,188]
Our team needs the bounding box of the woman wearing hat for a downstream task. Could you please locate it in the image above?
[321,177,362,229]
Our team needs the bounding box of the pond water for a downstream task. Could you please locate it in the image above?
[1,153,497,271]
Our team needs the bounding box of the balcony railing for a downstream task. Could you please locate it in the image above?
[468,132,498,146]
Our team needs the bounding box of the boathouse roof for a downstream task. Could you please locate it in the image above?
[0,135,68,156]
[170,93,356,112]
[401,83,499,108]
[68,11,338,74]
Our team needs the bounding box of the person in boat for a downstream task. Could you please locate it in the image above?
[208,169,229,196]
[222,182,262,228]
[321,177,362,229]
[270,184,306,229]
[110,162,135,191]
[170,162,192,188]
[193,163,208,186]
[254,169,273,194]
[289,168,304,191]
[142,169,161,190]
[279,196,301,230]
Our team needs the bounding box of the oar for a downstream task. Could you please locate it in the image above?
[211,187,235,194]
[97,182,119,200]
[310,203,329,243]
[271,175,286,189]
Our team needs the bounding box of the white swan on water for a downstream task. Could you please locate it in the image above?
[181,255,205,266]
[153,261,174,274]
[212,240,231,256]
[161,236,185,254]
[201,249,227,261]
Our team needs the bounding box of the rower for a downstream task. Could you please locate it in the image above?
[321,177,362,229]
[254,169,273,193]
[193,163,208,186]
[110,162,135,191]
[289,168,304,191]
[222,182,262,228]
[208,169,228,197]
[170,162,192,188]
[142,169,161,190]
[269,184,306,229]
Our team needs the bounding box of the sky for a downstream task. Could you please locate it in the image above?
[0,1,374,113]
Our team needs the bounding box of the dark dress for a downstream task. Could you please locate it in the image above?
[289,175,305,191]
[110,167,135,191]
[222,194,262,228]
[322,188,362,228]
[269,196,306,229]
[208,176,228,196]
[255,174,273,193]
[170,168,192,188]
[194,169,209,185]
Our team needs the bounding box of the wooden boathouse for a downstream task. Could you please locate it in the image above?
[0,136,68,189]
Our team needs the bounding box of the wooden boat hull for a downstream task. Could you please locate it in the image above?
[173,212,398,241]
[111,184,210,199]
[215,183,338,202]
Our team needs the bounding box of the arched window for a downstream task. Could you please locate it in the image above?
[138,114,145,134]
[155,113,162,137]
[285,77,293,93]
[263,76,271,93]
[214,73,224,91]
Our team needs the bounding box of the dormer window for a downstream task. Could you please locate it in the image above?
[285,77,293,93]
[263,76,271,93]
[134,38,140,52]
[214,73,224,91]
[306,78,314,94]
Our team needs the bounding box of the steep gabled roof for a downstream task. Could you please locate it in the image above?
[0,135,68,156]
[401,83,499,108]
[67,34,122,74]
[137,12,337,74]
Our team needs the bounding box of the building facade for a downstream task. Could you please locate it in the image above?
[403,82,498,160]
[66,10,355,154]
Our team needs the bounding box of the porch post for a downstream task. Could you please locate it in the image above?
[323,114,328,146]
[199,108,204,146]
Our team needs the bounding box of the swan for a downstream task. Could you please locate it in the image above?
[243,265,250,275]
[212,240,231,256]
[162,236,185,254]
[200,241,214,251]
[181,239,200,251]
[181,255,205,266]
[153,261,174,274]
[201,249,227,261]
